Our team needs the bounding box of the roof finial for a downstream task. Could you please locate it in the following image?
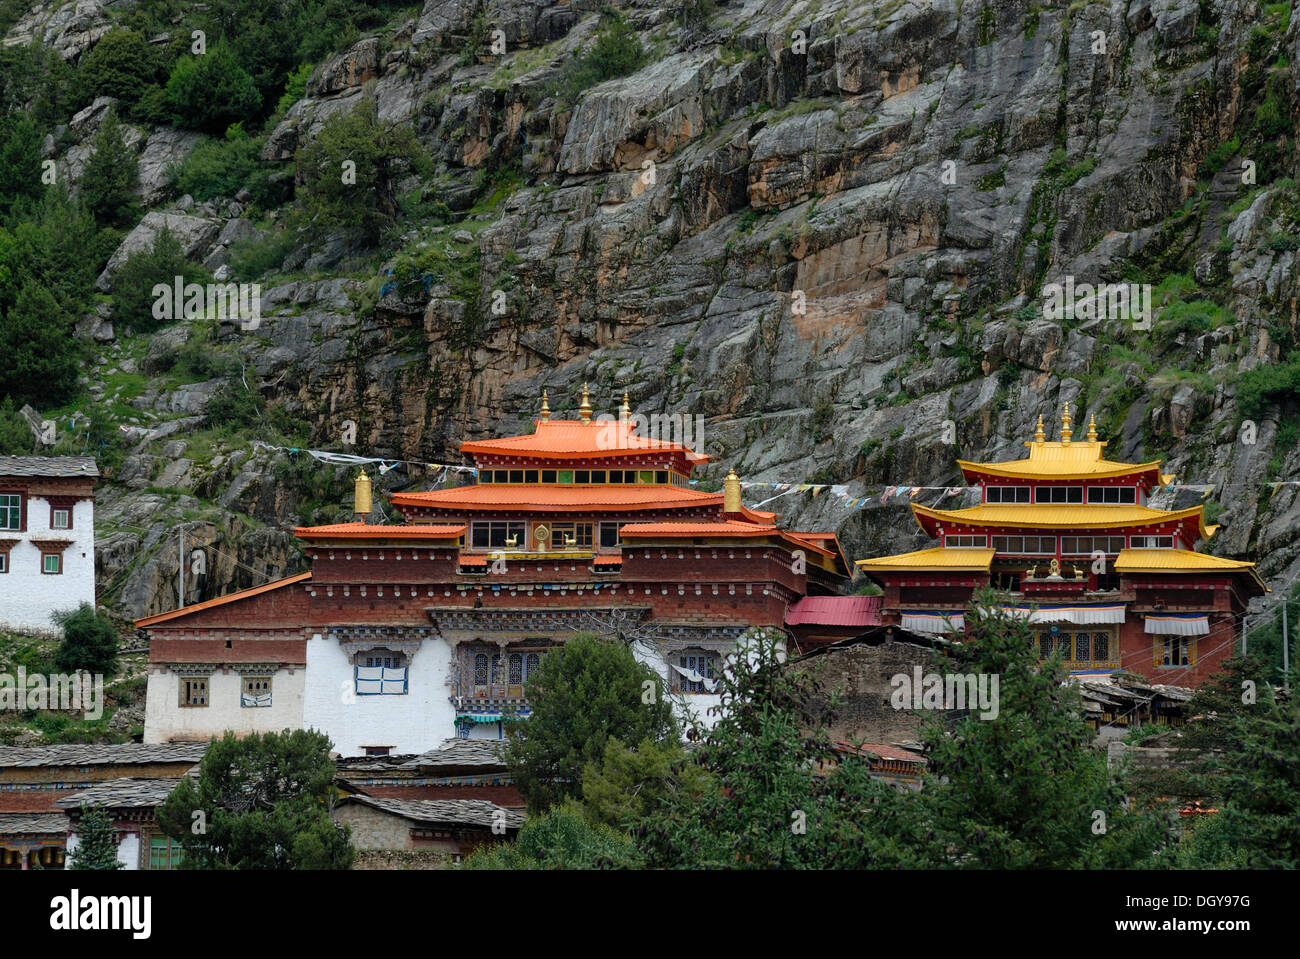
[1061,402,1073,446]
[539,390,550,422]
[353,470,372,522]
[1034,415,1045,444]
[723,469,742,513]
[1086,413,1098,442]
[620,391,631,424]
[579,383,592,424]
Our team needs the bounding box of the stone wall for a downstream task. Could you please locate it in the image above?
[795,640,938,745]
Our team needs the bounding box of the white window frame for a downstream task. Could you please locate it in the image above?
[1130,535,1174,549]
[986,486,1030,503]
[51,508,71,529]
[1035,486,1084,504]
[945,534,988,548]
[1087,486,1137,504]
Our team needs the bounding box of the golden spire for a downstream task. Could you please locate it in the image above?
[1060,402,1073,446]
[353,470,372,521]
[539,390,550,422]
[1033,415,1045,444]
[1086,413,1098,442]
[578,383,592,424]
[620,391,631,423]
[723,469,742,513]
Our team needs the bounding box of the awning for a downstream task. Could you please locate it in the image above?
[1001,604,1125,625]
[1144,613,1209,636]
[901,611,966,633]
[670,663,718,691]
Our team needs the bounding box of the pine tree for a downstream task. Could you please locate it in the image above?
[79,108,139,225]
[68,806,125,870]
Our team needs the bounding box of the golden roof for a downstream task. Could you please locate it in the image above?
[912,503,1216,538]
[957,407,1170,484]
[1115,549,1266,593]
[856,547,995,573]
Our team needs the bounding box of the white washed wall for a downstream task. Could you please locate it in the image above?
[0,496,96,633]
[142,667,305,743]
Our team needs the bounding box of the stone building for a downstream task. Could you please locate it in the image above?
[136,391,850,753]
[0,456,98,633]
[332,795,523,867]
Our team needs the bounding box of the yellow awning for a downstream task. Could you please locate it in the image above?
[1115,549,1266,593]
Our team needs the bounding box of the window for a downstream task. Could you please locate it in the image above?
[471,521,527,550]
[656,471,668,484]
[1036,486,1083,503]
[1060,536,1126,554]
[0,554,6,574]
[575,470,590,483]
[590,470,606,483]
[507,650,544,696]
[991,535,1056,554]
[542,470,557,483]
[241,676,272,707]
[1034,628,1118,667]
[945,534,987,548]
[600,523,621,549]
[558,470,573,484]
[180,678,208,707]
[363,746,392,757]
[51,507,71,530]
[672,650,717,694]
[551,522,593,549]
[469,646,545,698]
[355,650,408,695]
[0,494,20,530]
[149,836,184,870]
[1131,535,1175,549]
[1088,486,1137,504]
[986,486,1030,503]
[41,553,62,574]
[524,470,538,483]
[1156,636,1195,667]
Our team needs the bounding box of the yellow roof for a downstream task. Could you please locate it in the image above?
[856,547,995,573]
[913,503,1214,538]
[957,439,1166,482]
[1114,548,1266,592]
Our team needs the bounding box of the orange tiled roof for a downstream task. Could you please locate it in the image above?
[461,419,709,462]
[592,555,622,566]
[135,572,311,627]
[294,522,466,541]
[392,484,723,513]
[619,521,779,536]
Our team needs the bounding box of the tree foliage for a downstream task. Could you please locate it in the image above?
[157,729,352,870]
[0,280,80,407]
[914,592,1167,868]
[68,806,125,870]
[52,603,120,676]
[75,29,161,111]
[461,801,641,869]
[293,96,426,246]
[79,108,139,225]
[111,228,213,333]
[504,633,677,813]
[164,43,262,134]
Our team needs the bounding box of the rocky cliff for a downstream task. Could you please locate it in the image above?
[6,0,1299,621]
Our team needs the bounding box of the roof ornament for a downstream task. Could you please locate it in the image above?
[579,383,592,424]
[1033,415,1045,444]
[1060,402,1073,446]
[1086,413,1098,442]
[354,470,373,523]
[723,469,742,513]
[539,390,550,423]
[620,391,631,424]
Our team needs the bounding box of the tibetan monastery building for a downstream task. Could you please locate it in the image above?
[136,390,850,754]
[857,407,1266,687]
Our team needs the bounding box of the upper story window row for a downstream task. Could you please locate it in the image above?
[984,485,1138,505]
[0,493,76,532]
[479,468,686,486]
[944,533,1181,552]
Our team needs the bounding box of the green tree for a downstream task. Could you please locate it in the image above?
[634,631,925,868]
[915,592,1167,868]
[504,633,676,813]
[75,29,160,111]
[0,113,44,217]
[156,728,352,870]
[164,42,261,134]
[52,604,120,676]
[0,397,33,454]
[551,9,646,105]
[111,227,213,333]
[293,95,425,246]
[79,108,139,225]
[0,280,80,407]
[580,736,712,830]
[460,801,641,870]
[68,806,125,870]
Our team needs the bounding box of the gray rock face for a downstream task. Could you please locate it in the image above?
[96,212,223,291]
[2,0,129,60]
[135,128,204,204]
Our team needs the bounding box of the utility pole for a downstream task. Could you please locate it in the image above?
[1283,599,1290,688]
[1242,615,1247,656]
[178,527,185,608]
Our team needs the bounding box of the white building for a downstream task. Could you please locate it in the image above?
[0,456,98,634]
